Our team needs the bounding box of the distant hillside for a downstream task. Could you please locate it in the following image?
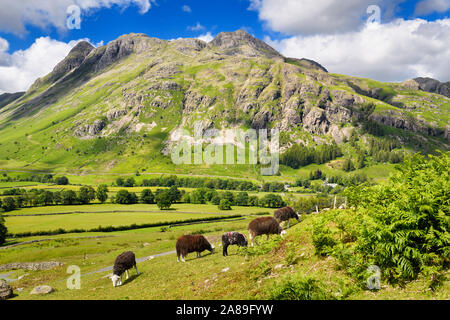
[0,92,25,110]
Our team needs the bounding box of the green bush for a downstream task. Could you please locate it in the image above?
[0,215,7,245]
[313,153,450,286]
[218,199,232,210]
[266,274,333,300]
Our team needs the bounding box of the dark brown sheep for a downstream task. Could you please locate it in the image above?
[176,235,215,262]
[274,206,301,228]
[111,251,139,287]
[222,231,248,256]
[248,216,286,246]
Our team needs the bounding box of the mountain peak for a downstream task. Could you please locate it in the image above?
[46,40,94,84]
[209,30,282,58]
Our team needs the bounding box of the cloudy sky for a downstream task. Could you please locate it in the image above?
[0,0,449,93]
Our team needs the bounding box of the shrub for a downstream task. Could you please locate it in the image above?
[266,274,333,300]
[313,153,450,286]
[218,199,232,210]
[115,190,138,205]
[0,215,7,245]
[141,189,155,204]
[1,197,16,212]
[56,176,69,185]
[96,184,109,203]
[156,190,172,210]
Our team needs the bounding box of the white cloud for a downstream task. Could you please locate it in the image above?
[267,18,450,82]
[248,0,410,36]
[187,22,205,31]
[197,32,214,43]
[0,37,90,93]
[182,5,192,13]
[0,0,154,35]
[415,0,450,15]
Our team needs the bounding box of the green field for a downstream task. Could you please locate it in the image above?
[1,212,447,300]
[3,203,269,234]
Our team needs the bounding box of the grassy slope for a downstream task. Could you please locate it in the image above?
[3,212,447,300]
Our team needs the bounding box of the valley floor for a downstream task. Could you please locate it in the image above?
[1,208,448,300]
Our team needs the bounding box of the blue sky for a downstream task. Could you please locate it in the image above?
[0,0,449,93]
[1,0,445,52]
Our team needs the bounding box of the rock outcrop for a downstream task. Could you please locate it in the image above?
[0,279,13,300]
[404,77,450,98]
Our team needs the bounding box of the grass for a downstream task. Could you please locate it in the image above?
[3,203,267,234]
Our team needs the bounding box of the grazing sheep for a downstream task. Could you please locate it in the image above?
[248,216,286,246]
[111,251,139,287]
[274,206,301,228]
[222,231,248,256]
[176,235,215,262]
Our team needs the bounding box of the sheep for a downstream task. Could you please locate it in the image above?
[248,216,286,246]
[176,235,215,262]
[274,206,301,229]
[110,251,139,287]
[222,231,248,256]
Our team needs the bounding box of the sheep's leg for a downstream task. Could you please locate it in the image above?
[181,255,186,262]
[249,233,254,247]
[126,270,129,279]
[197,252,201,258]
[223,244,228,256]
[287,220,291,229]
[135,265,139,275]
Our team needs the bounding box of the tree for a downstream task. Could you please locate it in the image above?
[115,190,138,205]
[124,177,136,187]
[218,199,232,210]
[168,186,182,203]
[222,191,235,205]
[156,190,172,210]
[116,177,124,187]
[56,176,69,185]
[0,215,7,245]
[96,184,109,203]
[259,194,285,208]
[1,197,16,212]
[61,190,78,205]
[235,192,249,206]
[211,195,221,205]
[140,189,155,204]
[78,186,96,204]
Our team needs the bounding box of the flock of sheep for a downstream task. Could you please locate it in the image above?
[110,206,300,287]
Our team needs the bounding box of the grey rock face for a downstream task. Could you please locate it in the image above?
[0,261,64,271]
[0,279,13,300]
[209,30,282,58]
[48,41,94,83]
[303,107,330,135]
[30,285,54,295]
[404,77,450,98]
[74,120,106,137]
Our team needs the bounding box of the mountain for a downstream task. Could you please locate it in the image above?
[0,30,448,175]
[403,77,450,98]
[0,92,25,110]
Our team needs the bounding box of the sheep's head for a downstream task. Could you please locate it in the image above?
[241,235,248,247]
[209,244,215,253]
[296,212,301,222]
[280,230,287,237]
[111,274,121,287]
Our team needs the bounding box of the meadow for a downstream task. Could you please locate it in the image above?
[2,213,447,300]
